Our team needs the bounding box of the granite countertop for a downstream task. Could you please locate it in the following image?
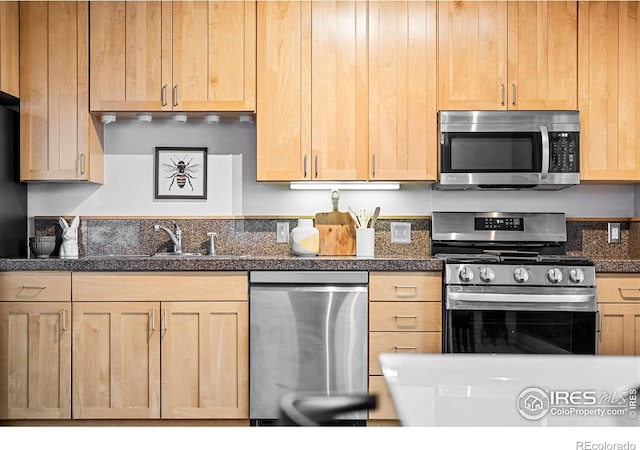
[592,259,640,273]
[0,254,444,272]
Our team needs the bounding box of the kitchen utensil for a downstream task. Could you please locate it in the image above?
[370,206,381,228]
[314,190,356,256]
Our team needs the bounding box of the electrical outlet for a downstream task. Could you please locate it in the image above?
[391,222,411,243]
[276,222,290,243]
[608,222,621,244]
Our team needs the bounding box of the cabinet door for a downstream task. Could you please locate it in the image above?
[598,303,640,356]
[256,1,311,181]
[161,302,248,419]
[171,0,256,111]
[0,2,19,98]
[72,302,161,419]
[89,1,171,112]
[508,1,577,110]
[20,1,104,182]
[311,1,368,180]
[438,1,508,110]
[579,1,640,182]
[0,302,71,419]
[368,1,437,181]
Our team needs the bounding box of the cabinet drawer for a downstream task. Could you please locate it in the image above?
[369,302,441,332]
[72,272,248,301]
[596,274,640,303]
[368,375,397,420]
[369,272,441,302]
[369,331,441,375]
[0,271,71,302]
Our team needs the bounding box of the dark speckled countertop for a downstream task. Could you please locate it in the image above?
[0,255,444,272]
[592,259,640,273]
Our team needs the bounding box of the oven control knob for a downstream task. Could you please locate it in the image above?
[479,267,495,282]
[513,267,529,283]
[459,266,474,282]
[569,268,585,284]
[547,268,563,284]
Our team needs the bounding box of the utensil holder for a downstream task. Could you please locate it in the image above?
[356,228,375,258]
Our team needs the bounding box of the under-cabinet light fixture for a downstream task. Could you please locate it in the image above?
[204,114,221,124]
[289,181,401,191]
[101,113,116,124]
[136,113,152,123]
[238,114,253,124]
[172,113,188,123]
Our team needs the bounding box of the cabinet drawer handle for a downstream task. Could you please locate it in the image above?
[22,285,46,290]
[394,285,418,297]
[162,84,168,107]
[151,308,156,331]
[394,315,418,319]
[173,85,179,107]
[512,83,516,106]
[619,288,640,299]
[61,308,67,332]
[394,346,417,352]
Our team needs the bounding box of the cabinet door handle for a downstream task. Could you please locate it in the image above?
[162,84,168,107]
[512,83,516,106]
[61,308,68,332]
[314,155,319,178]
[163,308,168,331]
[79,154,86,175]
[303,154,308,179]
[372,154,376,178]
[619,288,640,299]
[173,85,179,107]
[151,308,156,331]
[394,346,417,352]
[501,84,505,106]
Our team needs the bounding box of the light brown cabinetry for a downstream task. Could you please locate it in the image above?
[597,274,640,355]
[71,272,249,420]
[368,272,442,422]
[257,1,437,182]
[90,1,256,112]
[0,2,19,98]
[20,1,104,182]
[0,272,72,420]
[438,1,577,110]
[578,2,640,182]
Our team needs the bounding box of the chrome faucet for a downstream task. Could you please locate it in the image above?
[153,221,182,254]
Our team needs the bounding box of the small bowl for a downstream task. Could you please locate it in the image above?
[29,236,56,258]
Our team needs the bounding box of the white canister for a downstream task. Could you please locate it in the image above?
[356,228,375,258]
[291,219,319,256]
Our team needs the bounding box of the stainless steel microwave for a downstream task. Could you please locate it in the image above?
[435,110,580,190]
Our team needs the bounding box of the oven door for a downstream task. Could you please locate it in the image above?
[444,286,597,355]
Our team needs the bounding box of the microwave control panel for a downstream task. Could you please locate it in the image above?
[550,132,579,173]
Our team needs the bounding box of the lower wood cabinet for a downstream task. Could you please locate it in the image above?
[0,272,72,419]
[71,272,249,420]
[597,274,640,355]
[368,272,442,422]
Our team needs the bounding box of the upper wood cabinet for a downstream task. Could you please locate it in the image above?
[257,1,367,181]
[438,1,577,111]
[20,1,104,182]
[90,1,256,112]
[0,2,19,98]
[368,1,437,181]
[579,1,640,182]
[257,1,436,182]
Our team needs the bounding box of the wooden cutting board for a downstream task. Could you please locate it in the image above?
[314,190,356,256]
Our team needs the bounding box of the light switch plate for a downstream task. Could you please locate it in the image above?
[608,222,621,244]
[391,222,411,243]
[276,222,289,243]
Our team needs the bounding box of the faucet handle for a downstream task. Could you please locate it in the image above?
[172,220,182,236]
[207,232,217,256]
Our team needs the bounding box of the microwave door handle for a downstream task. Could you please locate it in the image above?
[540,125,550,180]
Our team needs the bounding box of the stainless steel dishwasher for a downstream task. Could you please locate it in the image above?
[249,271,368,425]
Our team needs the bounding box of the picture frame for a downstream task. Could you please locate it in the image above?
[154,147,208,199]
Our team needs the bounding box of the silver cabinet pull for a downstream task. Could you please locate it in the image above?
[61,308,67,332]
[394,315,418,319]
[394,285,418,297]
[372,154,376,178]
[619,288,640,299]
[303,154,308,179]
[394,346,417,352]
[151,308,156,331]
[162,84,168,107]
[79,154,86,175]
[512,83,516,106]
[501,84,505,106]
[314,155,319,178]
[22,285,46,290]
[172,85,179,107]
[163,308,168,331]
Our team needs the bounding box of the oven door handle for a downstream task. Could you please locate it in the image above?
[540,125,550,180]
[448,291,595,304]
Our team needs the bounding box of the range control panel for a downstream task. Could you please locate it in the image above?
[474,217,524,231]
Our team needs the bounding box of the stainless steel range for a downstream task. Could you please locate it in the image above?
[432,212,597,354]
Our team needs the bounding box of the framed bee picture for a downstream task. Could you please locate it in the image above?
[154,147,208,199]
